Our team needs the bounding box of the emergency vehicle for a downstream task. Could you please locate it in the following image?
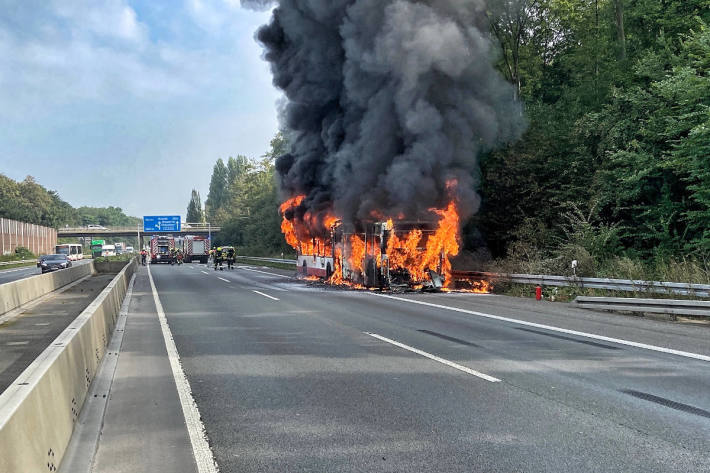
[150,236,175,264]
[183,235,210,264]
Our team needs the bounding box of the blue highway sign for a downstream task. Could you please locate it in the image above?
[143,216,181,232]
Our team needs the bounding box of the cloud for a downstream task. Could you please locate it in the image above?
[0,0,281,219]
[52,0,148,43]
[0,0,269,118]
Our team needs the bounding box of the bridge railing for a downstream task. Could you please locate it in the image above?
[58,224,220,234]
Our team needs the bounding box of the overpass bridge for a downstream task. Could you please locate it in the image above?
[58,223,220,246]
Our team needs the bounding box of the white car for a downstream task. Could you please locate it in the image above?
[87,224,107,230]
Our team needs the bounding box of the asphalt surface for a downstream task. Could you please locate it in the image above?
[85,263,710,472]
[0,259,92,286]
[0,273,115,394]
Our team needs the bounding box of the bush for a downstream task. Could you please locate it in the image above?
[14,246,34,259]
[93,253,136,263]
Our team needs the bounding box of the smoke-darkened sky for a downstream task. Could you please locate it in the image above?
[0,0,279,219]
[253,0,525,232]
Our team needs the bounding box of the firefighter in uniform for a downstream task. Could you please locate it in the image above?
[214,247,223,270]
[226,247,235,270]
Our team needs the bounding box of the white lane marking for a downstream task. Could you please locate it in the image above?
[6,341,29,346]
[34,323,51,326]
[147,266,219,473]
[190,266,195,269]
[239,266,295,279]
[252,290,280,301]
[218,277,230,283]
[365,332,501,383]
[0,266,35,274]
[200,271,209,275]
[369,293,710,363]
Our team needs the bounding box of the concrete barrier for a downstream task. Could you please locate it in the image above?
[0,262,95,316]
[0,259,136,473]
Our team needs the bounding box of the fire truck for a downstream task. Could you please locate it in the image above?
[150,235,175,264]
[297,220,446,289]
[183,235,210,264]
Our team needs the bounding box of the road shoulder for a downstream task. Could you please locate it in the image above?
[76,266,198,473]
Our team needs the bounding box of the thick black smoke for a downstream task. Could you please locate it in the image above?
[250,0,524,233]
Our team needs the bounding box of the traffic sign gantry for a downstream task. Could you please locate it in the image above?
[143,216,181,232]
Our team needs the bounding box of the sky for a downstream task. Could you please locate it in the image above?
[0,0,280,219]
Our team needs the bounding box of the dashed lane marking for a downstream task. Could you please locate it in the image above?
[364,332,500,383]
[368,293,710,363]
[252,290,280,301]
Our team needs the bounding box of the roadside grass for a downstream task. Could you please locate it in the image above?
[236,257,297,271]
[92,254,137,264]
[493,282,709,302]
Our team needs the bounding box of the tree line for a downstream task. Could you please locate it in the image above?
[197,1,710,279]
[195,133,294,256]
[473,0,710,277]
[0,174,140,229]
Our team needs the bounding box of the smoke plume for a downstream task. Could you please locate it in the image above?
[251,0,524,233]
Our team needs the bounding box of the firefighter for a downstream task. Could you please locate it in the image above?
[140,249,147,266]
[226,247,235,270]
[214,246,223,271]
[176,249,184,266]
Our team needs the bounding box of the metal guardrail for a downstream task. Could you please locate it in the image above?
[239,258,710,298]
[237,256,297,265]
[57,224,221,234]
[573,297,710,317]
[455,271,710,298]
[0,259,36,267]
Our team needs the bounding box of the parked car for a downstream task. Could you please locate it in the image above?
[39,254,72,273]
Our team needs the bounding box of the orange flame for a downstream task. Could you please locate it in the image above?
[280,188,467,290]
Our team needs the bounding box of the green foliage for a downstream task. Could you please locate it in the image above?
[0,174,142,236]
[14,246,35,259]
[75,206,141,227]
[205,158,228,221]
[93,253,136,263]
[478,3,710,272]
[203,132,294,257]
[186,189,204,223]
[0,175,78,227]
[0,246,35,262]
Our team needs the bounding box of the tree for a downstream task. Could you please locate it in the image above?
[205,158,228,222]
[186,190,204,223]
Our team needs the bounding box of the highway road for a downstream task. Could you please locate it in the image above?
[85,263,710,473]
[0,259,92,286]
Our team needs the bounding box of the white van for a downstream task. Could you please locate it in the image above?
[101,245,116,257]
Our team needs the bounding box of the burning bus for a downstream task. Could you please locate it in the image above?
[282,196,462,290]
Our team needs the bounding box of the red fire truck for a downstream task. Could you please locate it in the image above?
[150,235,175,264]
[183,235,210,264]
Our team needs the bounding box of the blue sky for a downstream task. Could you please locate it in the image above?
[0,0,279,219]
